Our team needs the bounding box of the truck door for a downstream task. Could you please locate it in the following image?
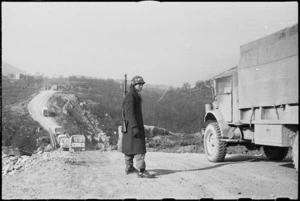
[215,76,233,122]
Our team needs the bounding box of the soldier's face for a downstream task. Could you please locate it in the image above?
[134,84,143,92]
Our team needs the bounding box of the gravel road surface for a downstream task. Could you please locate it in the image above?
[2,150,298,199]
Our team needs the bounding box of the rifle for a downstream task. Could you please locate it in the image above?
[121,74,128,133]
[123,74,128,97]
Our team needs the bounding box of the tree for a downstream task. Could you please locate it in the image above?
[195,80,205,89]
[182,82,191,91]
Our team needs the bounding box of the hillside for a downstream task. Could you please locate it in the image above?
[2,76,276,158]
[45,91,205,153]
[2,61,30,76]
[1,75,216,155]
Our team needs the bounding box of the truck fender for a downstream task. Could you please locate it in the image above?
[204,111,231,138]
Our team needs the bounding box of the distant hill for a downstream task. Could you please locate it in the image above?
[143,83,170,91]
[2,61,29,76]
[114,78,170,92]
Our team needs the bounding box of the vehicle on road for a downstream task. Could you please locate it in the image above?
[44,85,50,90]
[69,135,85,151]
[50,126,64,136]
[41,107,50,117]
[51,85,58,90]
[202,24,298,171]
[37,136,51,145]
[57,134,70,151]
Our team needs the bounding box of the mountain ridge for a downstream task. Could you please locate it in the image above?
[2,61,30,76]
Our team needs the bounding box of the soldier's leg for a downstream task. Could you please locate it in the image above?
[124,154,136,174]
[124,154,134,166]
[134,153,146,172]
[135,154,155,178]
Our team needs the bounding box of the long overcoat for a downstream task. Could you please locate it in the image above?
[121,85,146,155]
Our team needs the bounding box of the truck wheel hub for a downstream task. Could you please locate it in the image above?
[207,132,216,154]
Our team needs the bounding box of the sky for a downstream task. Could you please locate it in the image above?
[2,2,298,87]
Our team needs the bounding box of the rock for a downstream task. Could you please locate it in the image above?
[15,164,22,170]
[21,155,30,163]
[44,144,53,152]
[42,154,49,160]
[2,164,11,175]
[17,157,23,164]
[8,170,16,175]
[153,136,161,141]
[2,154,8,159]
[9,160,17,166]
[10,155,20,161]
[7,164,14,172]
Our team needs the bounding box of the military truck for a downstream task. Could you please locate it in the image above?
[203,24,298,171]
[50,126,64,136]
[51,84,58,91]
[41,107,50,117]
[57,134,70,151]
[69,135,85,151]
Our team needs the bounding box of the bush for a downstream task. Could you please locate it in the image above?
[2,107,48,154]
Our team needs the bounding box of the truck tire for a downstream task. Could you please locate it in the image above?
[204,121,227,162]
[292,133,298,172]
[263,146,289,160]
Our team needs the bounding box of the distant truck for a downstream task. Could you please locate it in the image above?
[202,24,298,171]
[51,85,58,90]
[69,135,85,151]
[41,107,50,117]
[50,126,64,136]
[44,85,51,90]
[57,134,70,151]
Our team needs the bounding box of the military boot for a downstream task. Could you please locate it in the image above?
[137,170,155,178]
[125,165,137,175]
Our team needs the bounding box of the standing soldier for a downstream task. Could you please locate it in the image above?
[122,75,155,178]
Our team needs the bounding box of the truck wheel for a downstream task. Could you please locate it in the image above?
[204,121,227,162]
[292,133,298,172]
[263,146,289,160]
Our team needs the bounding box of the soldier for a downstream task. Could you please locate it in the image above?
[122,75,155,178]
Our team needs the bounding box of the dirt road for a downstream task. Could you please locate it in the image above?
[2,150,298,199]
[27,89,58,132]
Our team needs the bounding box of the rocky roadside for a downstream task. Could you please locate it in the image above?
[2,149,78,176]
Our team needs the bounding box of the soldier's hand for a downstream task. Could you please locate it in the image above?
[133,127,140,138]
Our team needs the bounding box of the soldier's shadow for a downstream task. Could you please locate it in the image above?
[148,155,265,176]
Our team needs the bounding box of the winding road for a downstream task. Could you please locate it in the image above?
[27,89,59,147]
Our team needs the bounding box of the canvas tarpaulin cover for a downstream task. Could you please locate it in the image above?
[238,24,298,109]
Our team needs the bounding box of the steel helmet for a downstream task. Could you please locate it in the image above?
[131,75,146,86]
